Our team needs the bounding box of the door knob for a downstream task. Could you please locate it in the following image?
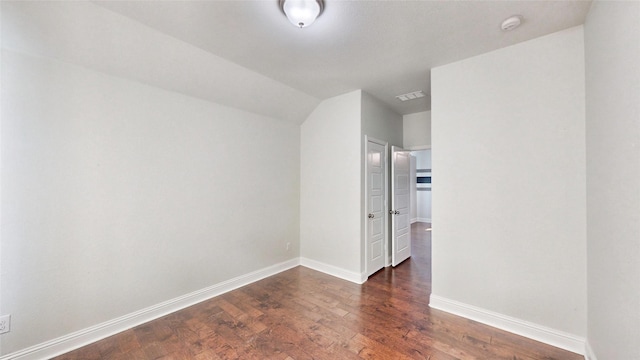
[368,213,374,219]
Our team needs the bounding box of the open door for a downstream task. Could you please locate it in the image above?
[365,138,387,277]
[391,146,411,266]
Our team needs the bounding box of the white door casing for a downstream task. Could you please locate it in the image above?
[392,146,411,267]
[365,138,387,277]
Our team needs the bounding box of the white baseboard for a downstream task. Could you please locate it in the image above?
[429,295,585,355]
[417,217,431,223]
[1,259,300,360]
[299,257,366,284]
[410,217,418,224]
[584,341,597,360]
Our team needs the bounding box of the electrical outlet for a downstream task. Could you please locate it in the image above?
[0,315,11,334]
[286,242,291,251]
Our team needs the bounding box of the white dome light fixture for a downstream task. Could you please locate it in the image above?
[279,0,324,28]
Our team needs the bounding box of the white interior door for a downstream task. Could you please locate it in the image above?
[366,139,386,277]
[391,146,411,267]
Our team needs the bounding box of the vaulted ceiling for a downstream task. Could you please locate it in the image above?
[2,1,592,123]
[96,1,591,115]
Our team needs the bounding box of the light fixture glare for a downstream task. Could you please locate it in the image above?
[280,0,324,28]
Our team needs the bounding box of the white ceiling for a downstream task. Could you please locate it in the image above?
[94,0,592,116]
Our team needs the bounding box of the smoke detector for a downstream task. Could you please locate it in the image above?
[396,90,425,102]
[501,16,522,31]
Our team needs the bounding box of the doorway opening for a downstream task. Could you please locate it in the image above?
[410,149,431,226]
[408,149,432,283]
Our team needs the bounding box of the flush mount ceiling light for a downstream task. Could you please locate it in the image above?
[396,90,426,102]
[279,0,324,28]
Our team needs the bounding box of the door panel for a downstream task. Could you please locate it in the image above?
[392,146,411,267]
[366,140,386,276]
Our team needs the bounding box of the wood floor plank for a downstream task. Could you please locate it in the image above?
[348,333,415,360]
[54,222,582,360]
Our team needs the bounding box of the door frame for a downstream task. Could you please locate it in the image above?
[364,135,389,277]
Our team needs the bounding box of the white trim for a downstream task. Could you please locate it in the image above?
[410,218,418,224]
[416,217,432,223]
[429,295,585,355]
[365,136,387,147]
[300,257,366,284]
[406,145,431,151]
[0,259,300,360]
[584,341,597,360]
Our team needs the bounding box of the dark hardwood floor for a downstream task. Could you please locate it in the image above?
[55,222,582,359]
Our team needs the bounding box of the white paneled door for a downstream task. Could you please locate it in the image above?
[392,146,411,267]
[366,139,387,277]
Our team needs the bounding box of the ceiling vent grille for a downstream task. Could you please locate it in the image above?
[395,90,425,102]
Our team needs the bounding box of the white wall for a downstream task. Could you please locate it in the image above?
[410,156,417,223]
[584,1,640,359]
[403,111,431,149]
[414,149,431,172]
[362,92,403,148]
[431,26,587,342]
[0,2,307,356]
[0,49,300,355]
[417,190,432,223]
[300,91,362,278]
